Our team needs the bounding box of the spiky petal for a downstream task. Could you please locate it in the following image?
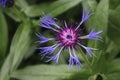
[76,9,92,30]
[80,10,91,25]
[79,29,102,40]
[69,54,81,69]
[38,44,58,58]
[35,33,53,44]
[46,47,64,64]
[78,43,98,57]
[68,47,81,69]
[39,15,60,29]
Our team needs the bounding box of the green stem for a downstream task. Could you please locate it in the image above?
[79,47,92,72]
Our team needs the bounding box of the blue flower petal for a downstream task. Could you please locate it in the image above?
[76,9,92,30]
[38,44,58,58]
[88,29,103,40]
[46,53,60,64]
[80,9,92,25]
[35,33,53,44]
[40,15,60,29]
[78,43,98,57]
[69,54,81,69]
[79,29,103,41]
[0,0,7,7]
[46,47,64,64]
[68,47,81,69]
[39,23,52,29]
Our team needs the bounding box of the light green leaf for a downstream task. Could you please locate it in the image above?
[11,65,76,80]
[0,23,35,80]
[11,65,92,80]
[4,6,27,22]
[24,0,82,17]
[4,7,21,22]
[9,23,35,72]
[15,0,28,9]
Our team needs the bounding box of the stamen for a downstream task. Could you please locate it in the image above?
[72,46,77,57]
[64,21,68,28]
[68,47,72,56]
[51,27,59,32]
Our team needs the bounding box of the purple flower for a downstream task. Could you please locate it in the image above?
[36,10,102,68]
[0,0,12,7]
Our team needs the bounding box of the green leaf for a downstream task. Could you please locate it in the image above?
[24,0,82,17]
[4,7,21,22]
[88,74,107,80]
[82,0,109,54]
[82,0,97,12]
[107,59,120,73]
[105,41,120,60]
[9,23,35,72]
[108,6,120,48]
[11,65,92,80]
[11,65,77,80]
[0,23,35,80]
[83,0,109,73]
[0,11,8,66]
[106,72,120,80]
[109,0,120,9]
[85,0,108,38]
[4,6,28,22]
[15,0,28,9]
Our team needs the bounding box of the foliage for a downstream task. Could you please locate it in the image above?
[0,0,120,80]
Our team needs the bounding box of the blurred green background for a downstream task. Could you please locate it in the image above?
[0,0,120,80]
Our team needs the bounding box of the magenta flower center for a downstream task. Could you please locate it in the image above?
[58,28,78,47]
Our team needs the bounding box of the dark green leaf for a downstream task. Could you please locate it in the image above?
[85,0,108,37]
[108,6,120,48]
[0,11,8,66]
[105,41,120,60]
[83,0,109,73]
[109,0,120,9]
[106,72,120,80]
[107,59,120,73]
[88,74,107,80]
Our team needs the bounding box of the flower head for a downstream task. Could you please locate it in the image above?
[36,10,102,69]
[0,0,12,7]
